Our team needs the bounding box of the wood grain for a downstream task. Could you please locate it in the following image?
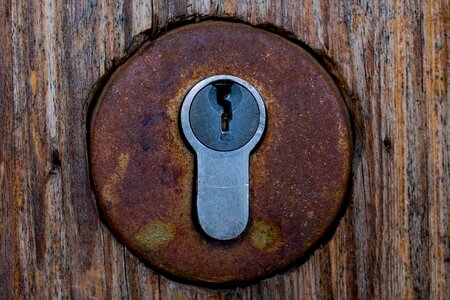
[0,0,448,298]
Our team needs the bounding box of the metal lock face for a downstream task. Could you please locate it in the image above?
[90,21,352,286]
[181,75,266,241]
[187,76,263,152]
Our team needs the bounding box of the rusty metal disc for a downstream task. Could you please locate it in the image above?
[90,21,352,286]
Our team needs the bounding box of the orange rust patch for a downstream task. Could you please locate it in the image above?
[338,121,350,155]
[307,211,315,219]
[133,221,175,250]
[251,221,283,253]
[101,153,129,205]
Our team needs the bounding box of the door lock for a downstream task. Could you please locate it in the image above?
[89,21,352,286]
[180,75,266,240]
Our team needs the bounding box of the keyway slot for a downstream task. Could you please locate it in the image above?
[214,81,233,132]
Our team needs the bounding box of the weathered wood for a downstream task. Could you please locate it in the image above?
[0,0,448,299]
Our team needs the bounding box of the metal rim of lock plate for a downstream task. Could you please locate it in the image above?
[89,20,352,286]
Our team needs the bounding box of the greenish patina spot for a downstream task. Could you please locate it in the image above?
[134,221,175,250]
[251,221,283,253]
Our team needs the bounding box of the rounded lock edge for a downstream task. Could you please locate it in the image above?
[180,74,267,155]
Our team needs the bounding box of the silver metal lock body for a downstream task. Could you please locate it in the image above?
[180,75,266,240]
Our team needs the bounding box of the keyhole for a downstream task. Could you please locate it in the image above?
[214,82,233,132]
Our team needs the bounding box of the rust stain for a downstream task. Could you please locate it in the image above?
[338,122,350,154]
[320,186,330,199]
[133,221,175,250]
[101,153,129,205]
[251,221,283,253]
[337,120,352,185]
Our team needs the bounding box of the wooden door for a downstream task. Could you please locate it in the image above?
[1,0,448,298]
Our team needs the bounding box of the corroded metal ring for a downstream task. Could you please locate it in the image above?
[90,21,352,286]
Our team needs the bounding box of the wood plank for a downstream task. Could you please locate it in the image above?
[0,0,448,298]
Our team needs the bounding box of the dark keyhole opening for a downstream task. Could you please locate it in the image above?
[214,81,233,132]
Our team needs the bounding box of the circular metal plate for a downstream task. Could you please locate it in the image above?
[90,21,352,286]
